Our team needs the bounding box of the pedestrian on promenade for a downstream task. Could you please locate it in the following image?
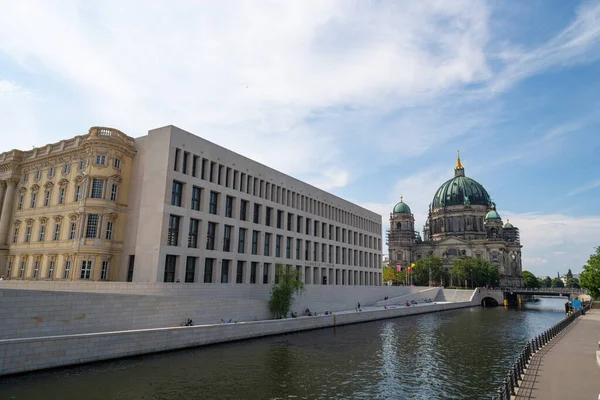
[564,301,569,316]
[357,302,361,312]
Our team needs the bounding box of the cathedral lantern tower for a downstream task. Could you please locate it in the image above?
[387,197,416,267]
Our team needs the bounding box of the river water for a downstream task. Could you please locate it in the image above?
[0,298,568,400]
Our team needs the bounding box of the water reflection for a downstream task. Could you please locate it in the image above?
[0,298,567,400]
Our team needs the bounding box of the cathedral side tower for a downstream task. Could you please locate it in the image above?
[387,197,416,267]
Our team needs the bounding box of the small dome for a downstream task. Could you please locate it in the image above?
[504,219,514,228]
[393,198,411,214]
[485,210,501,220]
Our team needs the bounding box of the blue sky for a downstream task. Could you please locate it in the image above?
[1,0,599,277]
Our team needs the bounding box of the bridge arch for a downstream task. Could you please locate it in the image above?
[481,297,499,307]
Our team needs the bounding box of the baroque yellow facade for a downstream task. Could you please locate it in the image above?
[0,127,135,281]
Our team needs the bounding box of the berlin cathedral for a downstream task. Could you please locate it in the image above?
[387,154,523,287]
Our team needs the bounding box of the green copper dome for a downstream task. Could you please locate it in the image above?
[485,210,501,220]
[393,199,411,214]
[503,220,514,228]
[432,176,493,209]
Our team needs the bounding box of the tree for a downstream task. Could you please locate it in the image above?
[566,269,573,279]
[412,256,444,286]
[580,247,600,299]
[566,277,580,289]
[551,277,565,288]
[269,264,305,319]
[451,258,499,288]
[522,270,540,288]
[543,276,552,288]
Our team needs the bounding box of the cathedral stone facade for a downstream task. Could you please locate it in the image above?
[387,156,523,287]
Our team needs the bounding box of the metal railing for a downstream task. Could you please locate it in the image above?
[491,304,590,400]
[492,287,588,295]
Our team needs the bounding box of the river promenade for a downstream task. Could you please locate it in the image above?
[514,309,600,400]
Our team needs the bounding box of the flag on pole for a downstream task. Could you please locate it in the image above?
[407,266,411,274]
[397,265,402,272]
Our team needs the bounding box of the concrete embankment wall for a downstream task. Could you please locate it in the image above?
[0,282,420,340]
[0,301,475,376]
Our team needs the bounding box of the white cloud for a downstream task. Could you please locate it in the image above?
[567,179,600,197]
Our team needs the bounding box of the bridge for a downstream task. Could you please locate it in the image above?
[494,287,587,296]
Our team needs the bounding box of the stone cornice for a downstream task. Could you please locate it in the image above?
[58,178,69,187]
[30,184,40,193]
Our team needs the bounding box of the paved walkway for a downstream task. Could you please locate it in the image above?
[514,309,600,400]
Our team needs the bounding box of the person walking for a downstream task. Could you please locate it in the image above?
[357,302,361,312]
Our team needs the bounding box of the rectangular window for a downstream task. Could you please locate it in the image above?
[264,232,271,256]
[33,260,39,278]
[167,215,180,246]
[30,192,37,208]
[209,191,219,214]
[171,181,183,207]
[7,260,12,278]
[114,158,121,169]
[225,196,233,218]
[44,190,51,207]
[52,223,60,241]
[223,225,232,252]
[201,159,207,180]
[252,230,259,255]
[12,227,19,243]
[25,227,31,242]
[185,257,196,283]
[191,186,201,211]
[233,170,238,190]
[286,237,291,258]
[17,195,23,210]
[63,164,70,174]
[218,165,223,185]
[75,186,81,202]
[86,214,99,238]
[101,261,109,280]
[240,200,248,221]
[19,260,25,278]
[297,215,302,233]
[80,260,92,280]
[105,221,113,240]
[263,263,270,284]
[277,210,283,229]
[182,151,189,174]
[236,261,244,283]
[35,170,41,180]
[164,255,176,282]
[204,258,214,283]
[78,160,85,170]
[39,225,46,241]
[266,207,272,226]
[210,162,216,183]
[221,259,229,283]
[276,235,282,257]
[110,184,118,202]
[226,167,231,188]
[127,255,135,282]
[58,188,65,204]
[63,260,71,279]
[96,155,106,165]
[250,262,257,284]
[206,222,216,250]
[23,173,28,182]
[253,203,261,224]
[296,238,301,259]
[91,178,104,199]
[188,218,199,248]
[48,260,55,279]
[65,223,75,241]
[48,167,55,178]
[287,213,293,231]
[192,155,198,177]
[238,228,246,253]
[174,148,180,172]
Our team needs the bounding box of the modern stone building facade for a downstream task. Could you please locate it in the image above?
[0,125,383,285]
[0,127,136,282]
[388,155,523,287]
[123,126,383,286]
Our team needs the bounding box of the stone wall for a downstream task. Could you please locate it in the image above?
[0,281,419,340]
[0,301,475,376]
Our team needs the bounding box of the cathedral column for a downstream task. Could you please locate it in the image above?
[0,178,18,245]
[0,181,6,220]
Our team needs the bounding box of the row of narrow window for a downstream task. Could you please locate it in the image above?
[163,256,379,285]
[17,179,118,211]
[173,148,380,234]
[12,217,113,244]
[22,157,121,183]
[167,215,380,268]
[171,181,380,251]
[5,258,110,281]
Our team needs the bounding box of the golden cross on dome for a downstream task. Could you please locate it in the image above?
[456,149,463,169]
[400,195,403,202]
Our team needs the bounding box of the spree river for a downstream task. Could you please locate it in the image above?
[0,298,567,400]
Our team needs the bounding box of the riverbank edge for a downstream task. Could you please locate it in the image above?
[0,301,475,377]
